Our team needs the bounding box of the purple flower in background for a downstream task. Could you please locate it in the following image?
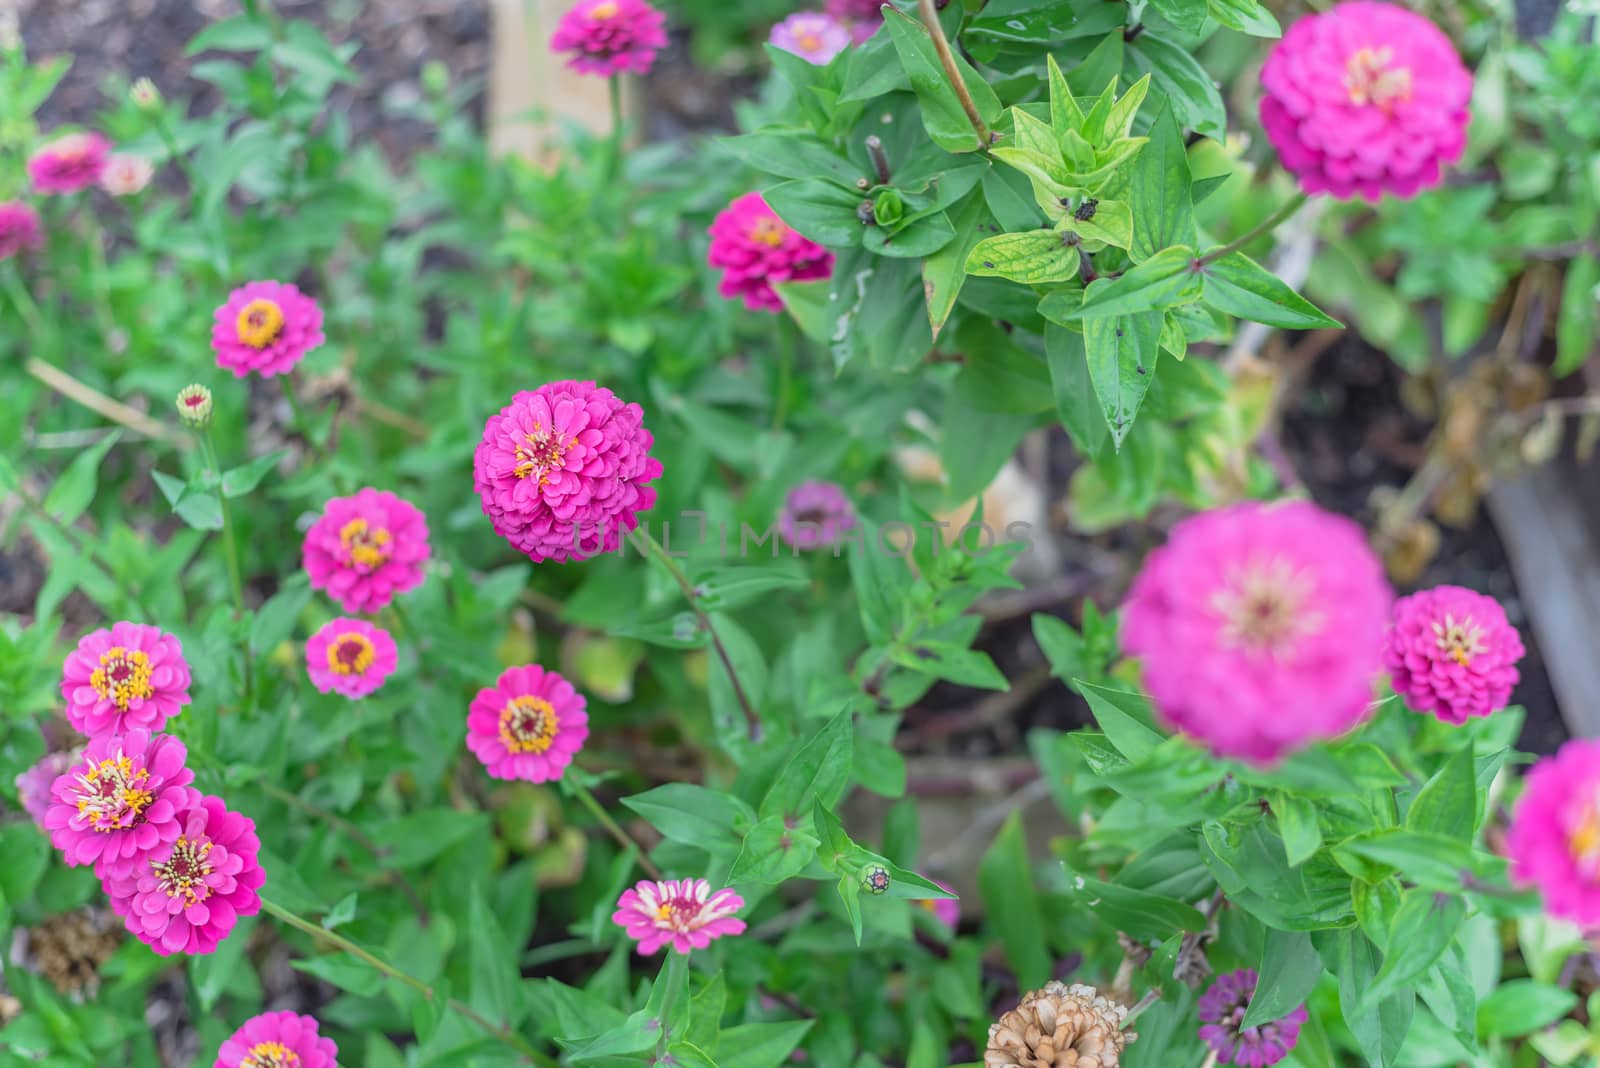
[779,480,857,551]
[769,12,852,65]
[16,749,79,830]
[1198,969,1308,1067]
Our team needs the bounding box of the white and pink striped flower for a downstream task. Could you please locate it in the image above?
[612,878,745,955]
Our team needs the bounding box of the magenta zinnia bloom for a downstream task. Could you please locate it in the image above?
[1508,739,1600,927]
[612,878,745,955]
[770,13,852,65]
[305,617,398,699]
[472,381,662,563]
[215,1011,338,1068]
[1259,2,1471,201]
[779,480,857,551]
[467,664,589,783]
[0,201,43,260]
[825,0,884,41]
[708,192,835,313]
[550,0,668,77]
[1199,969,1308,1067]
[302,488,430,614]
[1120,500,1392,765]
[211,280,326,379]
[61,622,192,738]
[1383,585,1523,725]
[15,749,79,830]
[43,729,198,879]
[105,794,264,956]
[28,132,111,194]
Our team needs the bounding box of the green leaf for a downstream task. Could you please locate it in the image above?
[189,916,257,1010]
[1476,980,1578,1039]
[978,812,1051,989]
[468,890,522,1029]
[759,709,854,821]
[1333,829,1478,890]
[43,430,121,524]
[1069,245,1200,320]
[1127,33,1226,140]
[622,784,754,856]
[890,639,1009,690]
[293,953,385,996]
[883,8,1002,153]
[1149,0,1210,36]
[1077,682,1163,762]
[1332,930,1414,1068]
[1045,324,1110,457]
[1556,254,1598,376]
[1406,747,1476,842]
[721,132,866,186]
[368,809,491,869]
[151,469,224,531]
[1084,310,1161,448]
[717,1021,815,1068]
[1201,251,1341,329]
[1208,0,1282,36]
[1127,100,1195,262]
[1033,614,1089,683]
[696,567,811,611]
[1066,867,1207,939]
[186,15,274,54]
[966,229,1078,284]
[1364,890,1467,1007]
[729,813,818,884]
[249,574,310,655]
[764,178,862,247]
[220,448,289,498]
[924,190,987,338]
[1242,930,1322,1028]
[1272,792,1323,867]
[321,893,358,930]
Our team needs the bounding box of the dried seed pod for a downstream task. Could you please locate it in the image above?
[985,981,1135,1067]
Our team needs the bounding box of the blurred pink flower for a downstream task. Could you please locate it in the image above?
[770,13,852,65]
[918,879,960,929]
[0,201,43,259]
[825,0,884,41]
[467,664,589,782]
[707,192,834,313]
[105,794,264,956]
[1199,968,1307,1067]
[44,729,198,879]
[215,1011,338,1068]
[550,0,668,76]
[1259,1,1471,201]
[779,480,857,551]
[613,878,745,955]
[1508,739,1600,927]
[305,617,398,699]
[472,381,661,563]
[61,621,192,738]
[302,488,430,614]
[15,749,79,830]
[1120,500,1392,765]
[211,280,325,378]
[28,132,110,194]
[1384,585,1523,725]
[99,154,153,196]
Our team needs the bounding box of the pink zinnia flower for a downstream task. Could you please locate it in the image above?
[1259,2,1471,201]
[15,749,80,830]
[707,192,835,313]
[779,480,857,551]
[770,13,852,65]
[304,617,398,698]
[917,879,960,929]
[550,0,668,77]
[1383,585,1523,725]
[612,878,745,955]
[43,729,198,879]
[0,201,43,260]
[211,280,326,379]
[215,1011,338,1068]
[302,488,430,614]
[99,154,154,196]
[466,664,588,783]
[1508,739,1600,927]
[1120,500,1393,765]
[60,622,193,738]
[472,381,662,563]
[28,132,111,194]
[825,0,884,42]
[1199,969,1308,1067]
[105,794,264,956]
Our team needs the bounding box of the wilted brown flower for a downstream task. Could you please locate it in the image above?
[985,981,1135,1067]
[15,908,121,997]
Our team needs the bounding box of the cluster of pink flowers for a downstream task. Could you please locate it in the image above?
[550,0,668,77]
[212,279,326,379]
[707,191,835,313]
[32,623,264,957]
[215,1011,337,1068]
[1259,1,1472,200]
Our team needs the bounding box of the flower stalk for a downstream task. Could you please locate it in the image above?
[1197,191,1310,266]
[570,779,664,880]
[916,0,991,150]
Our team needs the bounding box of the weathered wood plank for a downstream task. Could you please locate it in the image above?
[487,0,617,164]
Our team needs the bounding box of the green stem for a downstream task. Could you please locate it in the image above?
[200,428,253,702]
[771,325,795,432]
[570,780,663,880]
[279,373,332,464]
[627,527,761,739]
[1198,191,1310,266]
[608,75,625,177]
[916,0,990,150]
[260,898,558,1067]
[80,210,118,345]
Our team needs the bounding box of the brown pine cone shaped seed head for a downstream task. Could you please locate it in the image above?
[985,982,1135,1068]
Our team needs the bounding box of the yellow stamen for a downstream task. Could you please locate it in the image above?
[235,298,286,349]
[590,0,619,17]
[241,1043,302,1068]
[327,633,377,676]
[1431,614,1486,668]
[338,517,393,569]
[1345,47,1412,109]
[89,646,155,711]
[747,216,787,248]
[512,422,575,485]
[499,695,560,755]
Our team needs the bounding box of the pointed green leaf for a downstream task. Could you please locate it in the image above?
[1069,245,1200,320]
[1128,100,1196,262]
[883,8,1002,153]
[44,430,121,524]
[1084,310,1161,448]
[1406,747,1476,842]
[966,229,1078,283]
[1201,251,1341,329]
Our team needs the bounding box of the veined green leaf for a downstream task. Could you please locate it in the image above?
[1201,251,1341,329]
[966,229,1078,284]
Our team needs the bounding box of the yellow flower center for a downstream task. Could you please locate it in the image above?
[1345,47,1412,109]
[75,753,154,831]
[513,423,575,485]
[1211,557,1323,654]
[590,0,619,17]
[1570,800,1600,881]
[338,517,393,569]
[798,32,823,52]
[327,633,376,676]
[1432,613,1486,668]
[235,298,286,349]
[153,835,214,906]
[747,216,787,248]
[499,695,560,754]
[242,1043,301,1068]
[89,647,155,711]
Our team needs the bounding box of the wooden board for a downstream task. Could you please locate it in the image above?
[487,0,619,164]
